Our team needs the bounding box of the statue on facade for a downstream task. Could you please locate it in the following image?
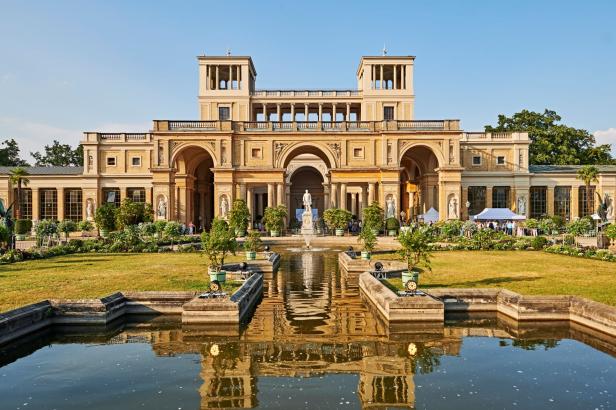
[448,196,458,219]
[86,199,94,220]
[596,192,611,223]
[157,196,167,219]
[386,196,396,218]
[517,196,527,215]
[220,195,229,218]
[302,189,312,212]
[606,194,614,220]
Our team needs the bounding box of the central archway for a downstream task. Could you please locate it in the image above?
[289,165,325,222]
[399,144,441,220]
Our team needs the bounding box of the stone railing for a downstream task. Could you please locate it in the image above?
[85,133,151,142]
[252,89,361,97]
[153,120,461,132]
[461,132,529,142]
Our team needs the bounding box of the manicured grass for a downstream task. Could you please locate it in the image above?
[378,250,616,306]
[0,253,243,313]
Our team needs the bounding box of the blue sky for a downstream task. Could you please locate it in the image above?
[1,0,615,160]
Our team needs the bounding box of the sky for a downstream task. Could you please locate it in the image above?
[1,0,615,161]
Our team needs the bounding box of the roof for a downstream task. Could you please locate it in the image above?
[529,164,616,174]
[0,166,84,176]
[418,207,439,223]
[472,208,526,221]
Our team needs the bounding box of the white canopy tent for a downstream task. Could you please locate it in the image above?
[418,207,439,224]
[472,208,526,221]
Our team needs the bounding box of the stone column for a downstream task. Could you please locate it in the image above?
[380,64,384,89]
[276,104,281,122]
[394,65,397,89]
[547,186,555,217]
[323,183,330,213]
[215,65,219,89]
[332,104,337,122]
[267,183,275,207]
[358,187,365,218]
[571,186,579,219]
[276,183,284,207]
[340,183,347,210]
[257,192,264,218]
[246,186,254,227]
[57,187,65,221]
[31,188,40,220]
[318,103,323,122]
[236,65,240,89]
[486,187,493,208]
[239,183,246,201]
[350,192,357,215]
[262,103,267,121]
[346,103,351,121]
[304,104,309,121]
[330,183,338,208]
[368,183,376,205]
[290,104,295,122]
[409,191,415,220]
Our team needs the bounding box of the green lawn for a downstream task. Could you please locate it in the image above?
[378,250,616,306]
[0,253,242,313]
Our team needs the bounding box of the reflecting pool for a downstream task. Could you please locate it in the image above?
[1,251,615,409]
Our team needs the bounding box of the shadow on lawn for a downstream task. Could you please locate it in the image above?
[424,276,541,288]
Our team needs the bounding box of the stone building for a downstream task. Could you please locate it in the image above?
[1,53,615,226]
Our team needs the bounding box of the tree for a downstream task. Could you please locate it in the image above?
[31,140,83,166]
[485,109,614,165]
[201,218,237,272]
[8,167,30,219]
[115,199,154,229]
[577,165,599,217]
[0,139,28,166]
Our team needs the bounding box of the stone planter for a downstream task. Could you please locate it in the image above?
[335,228,345,236]
[402,268,420,286]
[270,230,280,237]
[245,251,256,260]
[361,251,371,260]
[209,269,227,283]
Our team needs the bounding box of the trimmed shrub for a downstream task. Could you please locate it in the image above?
[15,219,32,235]
[531,236,549,249]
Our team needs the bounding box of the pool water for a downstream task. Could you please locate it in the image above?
[0,251,614,409]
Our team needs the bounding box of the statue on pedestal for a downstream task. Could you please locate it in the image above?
[302,189,312,212]
[157,196,167,219]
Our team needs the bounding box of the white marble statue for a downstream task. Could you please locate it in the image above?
[386,196,396,218]
[302,189,312,212]
[517,196,527,215]
[220,195,229,218]
[607,194,614,219]
[448,196,458,219]
[157,196,167,218]
[86,199,93,220]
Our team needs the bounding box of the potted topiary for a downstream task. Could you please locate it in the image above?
[78,220,94,237]
[57,219,77,242]
[357,225,377,260]
[386,217,400,236]
[362,202,384,236]
[262,205,287,237]
[14,219,32,241]
[229,199,250,237]
[323,208,352,236]
[243,230,262,260]
[201,218,237,283]
[94,204,116,237]
[398,227,433,287]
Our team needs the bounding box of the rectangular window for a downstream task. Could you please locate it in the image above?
[383,106,394,121]
[64,189,83,222]
[578,186,596,217]
[39,189,58,220]
[529,186,547,219]
[127,188,146,203]
[131,156,141,167]
[13,188,32,220]
[218,106,230,121]
[472,155,481,166]
[554,186,571,220]
[492,186,510,208]
[102,188,121,207]
[496,156,506,165]
[107,156,116,166]
[353,147,364,158]
[251,148,262,159]
[467,186,486,216]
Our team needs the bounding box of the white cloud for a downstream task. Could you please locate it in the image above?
[594,128,616,157]
[0,117,149,163]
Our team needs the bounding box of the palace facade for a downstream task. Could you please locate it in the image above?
[1,54,615,226]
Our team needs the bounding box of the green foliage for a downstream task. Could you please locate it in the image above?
[323,208,352,231]
[397,227,434,272]
[566,217,593,236]
[15,219,32,235]
[358,225,377,253]
[77,220,94,232]
[154,220,167,235]
[138,222,157,237]
[35,220,58,240]
[545,244,616,262]
[94,204,117,232]
[538,218,557,234]
[524,218,540,229]
[57,220,77,240]
[462,220,478,236]
[163,221,183,240]
[201,218,237,271]
[9,166,30,219]
[243,230,263,252]
[31,140,83,166]
[563,234,576,245]
[385,217,400,231]
[0,224,9,245]
[115,199,153,229]
[0,139,28,166]
[485,109,614,165]
[438,219,463,239]
[531,236,549,249]
[229,199,250,233]
[362,202,384,231]
[605,224,616,240]
[262,205,287,232]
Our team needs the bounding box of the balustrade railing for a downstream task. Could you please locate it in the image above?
[169,120,219,130]
[252,89,361,97]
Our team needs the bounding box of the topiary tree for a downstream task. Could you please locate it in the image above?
[163,221,183,247]
[57,220,77,241]
[201,218,237,272]
[35,219,58,246]
[154,220,167,238]
[362,202,384,232]
[323,208,352,233]
[229,199,250,236]
[94,204,117,235]
[357,225,377,256]
[77,220,94,236]
[398,227,434,273]
[262,205,287,235]
[385,217,400,235]
[605,223,616,242]
[115,198,154,229]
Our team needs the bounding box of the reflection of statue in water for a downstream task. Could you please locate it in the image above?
[303,189,312,212]
[157,197,167,218]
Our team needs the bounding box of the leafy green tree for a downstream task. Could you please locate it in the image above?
[0,139,28,166]
[398,227,434,273]
[31,140,83,166]
[577,165,599,217]
[57,220,77,241]
[201,218,237,271]
[115,198,154,229]
[8,167,30,219]
[485,109,614,165]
